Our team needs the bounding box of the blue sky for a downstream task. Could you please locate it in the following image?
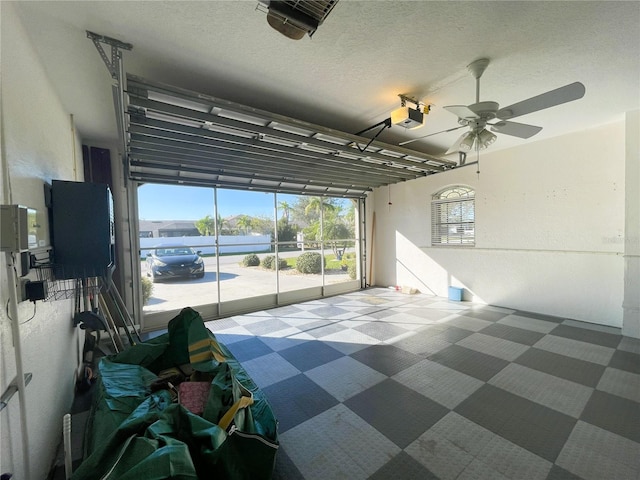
[137,184,289,220]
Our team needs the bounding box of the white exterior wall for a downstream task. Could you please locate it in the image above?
[1,4,85,479]
[372,120,628,328]
[140,235,272,257]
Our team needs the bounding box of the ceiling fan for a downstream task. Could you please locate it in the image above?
[400,58,585,154]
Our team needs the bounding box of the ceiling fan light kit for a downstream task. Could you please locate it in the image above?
[478,129,497,148]
[453,129,496,153]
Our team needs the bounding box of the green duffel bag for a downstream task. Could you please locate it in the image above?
[73,307,279,480]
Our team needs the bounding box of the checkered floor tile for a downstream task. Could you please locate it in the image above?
[205,288,640,480]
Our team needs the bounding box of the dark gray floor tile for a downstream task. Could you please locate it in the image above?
[428,344,509,381]
[352,306,389,317]
[279,341,344,372]
[562,319,622,336]
[350,344,423,376]
[319,295,352,305]
[481,323,546,346]
[454,384,515,432]
[243,318,292,335]
[455,385,576,462]
[345,379,449,449]
[515,310,565,323]
[505,407,577,463]
[515,347,606,387]
[298,319,333,334]
[212,333,254,346]
[410,296,443,306]
[368,451,439,480]
[608,349,640,374]
[272,447,305,480]
[367,308,401,320]
[546,464,584,480]
[549,324,622,348]
[206,317,239,331]
[262,374,339,433]
[308,305,349,317]
[424,324,474,343]
[618,336,640,354]
[306,323,349,339]
[224,336,273,362]
[581,390,640,442]
[463,307,510,322]
[360,296,392,305]
[267,305,304,316]
[406,306,454,320]
[353,321,411,341]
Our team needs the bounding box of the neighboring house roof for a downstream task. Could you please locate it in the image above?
[139,220,199,237]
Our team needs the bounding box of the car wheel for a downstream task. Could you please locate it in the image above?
[150,270,158,283]
[195,272,205,279]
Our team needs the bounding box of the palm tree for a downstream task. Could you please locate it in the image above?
[236,215,253,235]
[278,200,291,222]
[217,214,229,234]
[304,197,336,217]
[195,215,215,236]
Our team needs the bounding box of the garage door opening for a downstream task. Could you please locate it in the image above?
[137,183,362,329]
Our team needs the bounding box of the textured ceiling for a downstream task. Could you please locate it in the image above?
[9,1,640,161]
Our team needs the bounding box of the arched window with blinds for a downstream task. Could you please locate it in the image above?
[431,186,475,246]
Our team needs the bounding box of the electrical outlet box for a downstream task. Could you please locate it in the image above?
[0,205,44,252]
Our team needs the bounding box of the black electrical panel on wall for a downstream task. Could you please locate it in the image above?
[51,180,115,279]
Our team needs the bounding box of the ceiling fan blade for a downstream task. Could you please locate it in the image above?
[497,82,585,120]
[444,105,479,119]
[445,131,469,155]
[399,125,466,146]
[490,120,542,139]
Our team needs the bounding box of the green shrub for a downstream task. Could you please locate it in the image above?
[263,255,288,270]
[347,262,357,279]
[242,254,260,267]
[277,219,297,243]
[296,252,324,274]
[141,276,154,305]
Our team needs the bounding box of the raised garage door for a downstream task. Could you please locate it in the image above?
[124,74,456,198]
[122,75,457,327]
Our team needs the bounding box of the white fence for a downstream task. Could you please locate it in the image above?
[140,235,271,257]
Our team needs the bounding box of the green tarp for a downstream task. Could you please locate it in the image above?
[72,307,279,480]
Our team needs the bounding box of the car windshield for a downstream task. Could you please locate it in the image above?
[155,247,195,256]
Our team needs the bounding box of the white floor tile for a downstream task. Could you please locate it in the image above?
[280,404,401,480]
[489,363,593,418]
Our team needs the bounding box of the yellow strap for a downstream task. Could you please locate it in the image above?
[218,395,254,431]
[189,338,226,363]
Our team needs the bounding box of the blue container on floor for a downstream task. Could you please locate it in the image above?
[448,286,463,301]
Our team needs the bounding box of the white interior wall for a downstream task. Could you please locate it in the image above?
[1,4,85,479]
[623,109,640,337]
[372,120,627,327]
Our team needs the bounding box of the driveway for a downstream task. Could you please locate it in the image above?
[142,252,351,313]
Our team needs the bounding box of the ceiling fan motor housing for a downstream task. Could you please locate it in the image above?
[469,101,499,119]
